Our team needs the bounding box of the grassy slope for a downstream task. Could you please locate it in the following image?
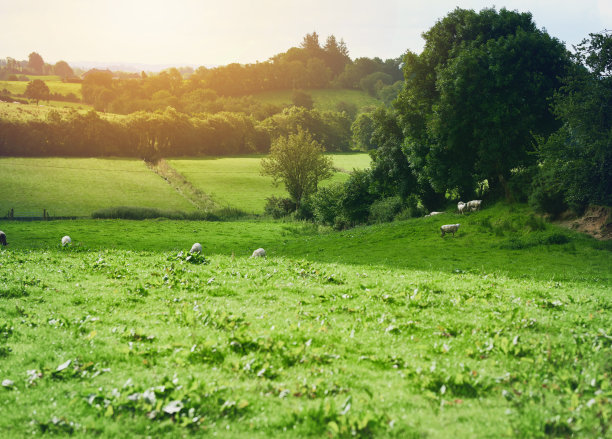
[0,158,196,217]
[0,102,93,121]
[169,153,371,213]
[250,89,381,112]
[0,204,609,438]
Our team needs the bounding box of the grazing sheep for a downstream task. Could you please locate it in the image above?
[251,248,266,258]
[457,201,466,214]
[425,211,444,218]
[0,231,7,246]
[440,224,460,237]
[466,200,482,212]
[61,236,71,246]
[190,243,203,254]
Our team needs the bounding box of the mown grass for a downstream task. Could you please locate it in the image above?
[250,89,381,112]
[0,204,609,438]
[0,158,196,217]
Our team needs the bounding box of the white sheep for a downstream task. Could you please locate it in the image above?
[425,211,444,218]
[466,200,482,212]
[440,224,460,237]
[0,231,7,246]
[61,235,71,246]
[251,248,266,258]
[190,243,203,254]
[457,201,466,214]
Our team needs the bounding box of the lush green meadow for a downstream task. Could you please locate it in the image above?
[0,204,610,438]
[0,158,196,217]
[169,153,371,213]
[250,89,381,112]
[0,76,82,98]
[0,155,370,217]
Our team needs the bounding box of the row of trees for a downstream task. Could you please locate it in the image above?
[0,106,353,158]
[79,34,402,114]
[0,52,74,79]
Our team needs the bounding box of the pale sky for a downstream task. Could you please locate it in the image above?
[1,0,610,67]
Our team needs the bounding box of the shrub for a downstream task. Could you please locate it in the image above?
[394,195,425,220]
[529,167,568,218]
[369,196,402,223]
[341,169,376,223]
[264,196,296,219]
[312,184,344,226]
[91,206,248,221]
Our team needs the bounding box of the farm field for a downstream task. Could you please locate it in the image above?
[0,154,370,217]
[0,158,196,217]
[0,102,93,122]
[0,76,82,98]
[0,204,610,438]
[169,153,370,213]
[250,89,381,112]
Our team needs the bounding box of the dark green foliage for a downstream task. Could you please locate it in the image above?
[264,196,296,218]
[292,90,314,109]
[395,7,570,200]
[369,107,417,199]
[369,196,403,223]
[340,169,376,223]
[351,112,376,150]
[90,206,248,221]
[534,31,612,213]
[529,166,568,218]
[263,106,352,152]
[312,183,344,226]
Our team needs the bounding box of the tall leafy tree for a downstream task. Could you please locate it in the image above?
[28,52,44,75]
[260,129,333,208]
[25,79,50,105]
[395,7,570,198]
[533,31,612,211]
[53,60,74,79]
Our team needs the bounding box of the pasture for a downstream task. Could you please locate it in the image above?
[0,204,610,438]
[250,89,381,112]
[0,158,196,217]
[0,76,82,98]
[169,153,370,213]
[0,155,371,217]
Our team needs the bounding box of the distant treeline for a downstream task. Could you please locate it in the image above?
[80,33,403,113]
[0,106,353,158]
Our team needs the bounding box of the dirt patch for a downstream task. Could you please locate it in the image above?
[557,205,612,240]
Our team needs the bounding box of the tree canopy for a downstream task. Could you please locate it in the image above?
[24,79,50,105]
[260,130,333,207]
[386,7,570,200]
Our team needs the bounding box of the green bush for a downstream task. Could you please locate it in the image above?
[264,196,296,219]
[369,196,402,223]
[312,184,344,226]
[529,167,568,218]
[91,206,248,221]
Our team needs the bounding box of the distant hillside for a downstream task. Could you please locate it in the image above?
[250,89,381,112]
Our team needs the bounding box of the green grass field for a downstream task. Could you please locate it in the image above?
[169,153,371,213]
[0,158,196,217]
[0,155,370,217]
[250,89,381,112]
[0,102,93,122]
[0,77,82,98]
[0,203,609,438]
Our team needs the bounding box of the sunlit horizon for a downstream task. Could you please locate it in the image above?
[1,0,610,69]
